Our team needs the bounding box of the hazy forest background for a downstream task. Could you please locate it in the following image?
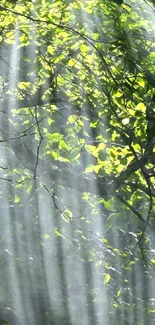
[0,0,155,324]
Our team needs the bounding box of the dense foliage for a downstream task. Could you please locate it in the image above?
[0,0,155,324]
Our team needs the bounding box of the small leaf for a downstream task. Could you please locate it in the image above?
[90,121,98,128]
[113,303,119,308]
[98,151,107,161]
[47,45,54,54]
[97,143,106,151]
[22,120,30,125]
[114,91,123,98]
[64,209,72,218]
[136,102,146,111]
[85,164,94,173]
[68,59,75,67]
[122,118,129,125]
[94,164,100,174]
[82,193,89,200]
[47,132,63,142]
[47,118,54,125]
[18,81,31,90]
[137,78,145,87]
[68,115,76,124]
[14,196,21,203]
[59,139,70,151]
[54,228,64,238]
[117,289,121,297]
[104,273,111,284]
[80,44,88,53]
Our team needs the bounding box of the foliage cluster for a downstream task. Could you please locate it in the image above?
[0,0,155,324]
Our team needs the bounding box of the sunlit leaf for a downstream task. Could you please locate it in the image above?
[117,289,121,297]
[68,59,75,67]
[114,91,123,98]
[47,118,54,125]
[68,115,76,124]
[18,81,31,90]
[54,228,64,238]
[14,196,21,203]
[85,164,94,173]
[47,45,54,54]
[82,193,89,200]
[104,273,111,284]
[80,44,88,53]
[136,102,146,111]
[122,118,129,125]
[59,140,70,151]
[64,209,72,219]
[47,133,63,142]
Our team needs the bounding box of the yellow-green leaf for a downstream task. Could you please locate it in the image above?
[64,209,72,218]
[117,289,121,297]
[80,44,88,53]
[14,196,21,203]
[85,164,94,173]
[104,273,111,284]
[136,102,146,112]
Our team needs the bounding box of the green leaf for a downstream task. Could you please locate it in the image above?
[82,193,89,200]
[18,81,31,90]
[120,157,127,165]
[68,115,76,124]
[114,91,123,98]
[47,45,54,54]
[54,228,64,238]
[68,59,75,67]
[22,120,30,125]
[117,289,121,297]
[113,303,119,308]
[136,102,146,111]
[122,118,129,125]
[98,150,107,161]
[59,139,70,151]
[47,133,63,142]
[104,273,111,284]
[64,209,72,219]
[80,44,88,53]
[47,118,54,125]
[14,196,21,203]
[85,164,94,173]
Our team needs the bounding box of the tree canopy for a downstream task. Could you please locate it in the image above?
[0,0,155,324]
